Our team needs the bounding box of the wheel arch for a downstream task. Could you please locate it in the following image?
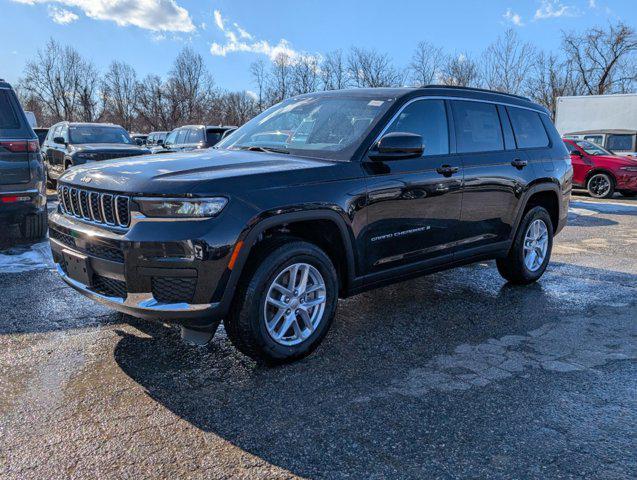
[221,209,358,313]
[584,168,616,186]
[512,183,561,237]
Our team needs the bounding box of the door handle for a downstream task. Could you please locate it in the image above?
[436,165,460,177]
[511,159,528,169]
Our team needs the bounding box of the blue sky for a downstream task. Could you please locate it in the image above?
[1,0,634,92]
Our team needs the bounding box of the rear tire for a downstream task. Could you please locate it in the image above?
[224,240,338,365]
[496,206,553,285]
[587,172,615,198]
[20,212,48,241]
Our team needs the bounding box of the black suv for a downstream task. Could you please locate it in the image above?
[48,87,572,364]
[157,125,237,154]
[0,80,47,241]
[42,122,150,186]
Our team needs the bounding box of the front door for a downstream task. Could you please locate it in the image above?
[363,99,463,274]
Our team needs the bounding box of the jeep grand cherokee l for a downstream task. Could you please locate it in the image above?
[0,80,47,241]
[49,86,572,364]
[42,122,150,187]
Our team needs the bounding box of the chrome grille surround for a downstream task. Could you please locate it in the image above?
[57,185,130,228]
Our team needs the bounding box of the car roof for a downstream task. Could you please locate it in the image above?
[566,129,637,135]
[54,121,125,128]
[297,86,547,114]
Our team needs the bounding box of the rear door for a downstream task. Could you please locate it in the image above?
[452,100,538,253]
[0,87,33,185]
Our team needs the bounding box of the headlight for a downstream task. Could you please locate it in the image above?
[620,166,637,172]
[134,197,227,218]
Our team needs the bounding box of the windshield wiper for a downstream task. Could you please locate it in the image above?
[234,145,290,154]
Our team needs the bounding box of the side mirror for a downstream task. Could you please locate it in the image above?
[157,139,164,146]
[369,132,424,160]
[570,150,583,157]
[53,136,66,145]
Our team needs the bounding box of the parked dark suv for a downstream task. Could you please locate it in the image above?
[157,125,237,154]
[0,80,47,241]
[49,87,572,364]
[42,122,150,186]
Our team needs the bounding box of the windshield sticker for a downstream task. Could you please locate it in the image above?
[368,100,384,107]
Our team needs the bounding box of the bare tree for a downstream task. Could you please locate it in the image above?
[321,50,348,90]
[166,47,215,125]
[219,91,258,126]
[102,61,138,130]
[482,29,536,94]
[562,21,637,95]
[439,53,481,87]
[19,39,99,123]
[250,59,267,111]
[347,47,403,88]
[268,52,294,103]
[409,41,444,86]
[291,54,320,95]
[134,74,172,131]
[526,52,579,117]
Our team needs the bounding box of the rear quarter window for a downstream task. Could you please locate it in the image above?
[507,107,549,149]
[451,100,504,153]
[606,134,633,151]
[0,90,20,130]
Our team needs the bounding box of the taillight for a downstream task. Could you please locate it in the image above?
[0,140,39,153]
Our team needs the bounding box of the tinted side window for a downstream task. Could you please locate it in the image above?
[606,134,633,151]
[165,130,178,145]
[176,129,188,144]
[384,99,449,156]
[507,107,549,149]
[0,90,20,129]
[206,130,223,146]
[563,141,577,153]
[452,101,503,153]
[188,128,203,143]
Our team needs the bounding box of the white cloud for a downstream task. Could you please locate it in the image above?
[48,6,78,24]
[503,8,524,26]
[533,0,578,20]
[12,0,195,32]
[210,9,298,61]
[588,0,597,7]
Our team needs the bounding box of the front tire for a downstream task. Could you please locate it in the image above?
[224,240,338,365]
[587,172,615,198]
[497,207,553,285]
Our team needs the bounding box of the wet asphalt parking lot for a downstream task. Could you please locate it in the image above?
[1,192,636,479]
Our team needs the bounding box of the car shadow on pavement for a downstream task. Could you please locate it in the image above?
[112,260,637,478]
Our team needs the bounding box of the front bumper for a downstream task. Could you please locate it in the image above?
[48,209,238,326]
[616,172,637,191]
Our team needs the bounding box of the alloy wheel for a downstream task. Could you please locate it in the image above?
[523,219,549,272]
[264,263,327,346]
[588,174,611,198]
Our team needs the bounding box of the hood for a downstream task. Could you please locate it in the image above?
[72,143,149,153]
[591,154,637,166]
[60,148,336,195]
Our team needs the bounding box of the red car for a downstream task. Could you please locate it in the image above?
[563,139,637,198]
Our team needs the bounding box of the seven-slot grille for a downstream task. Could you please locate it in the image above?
[58,185,130,228]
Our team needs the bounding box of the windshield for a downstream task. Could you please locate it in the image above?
[69,125,133,145]
[216,95,394,160]
[575,140,612,156]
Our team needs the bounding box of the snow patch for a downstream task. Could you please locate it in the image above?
[0,242,54,274]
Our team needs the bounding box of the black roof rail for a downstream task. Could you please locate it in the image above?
[422,85,532,102]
